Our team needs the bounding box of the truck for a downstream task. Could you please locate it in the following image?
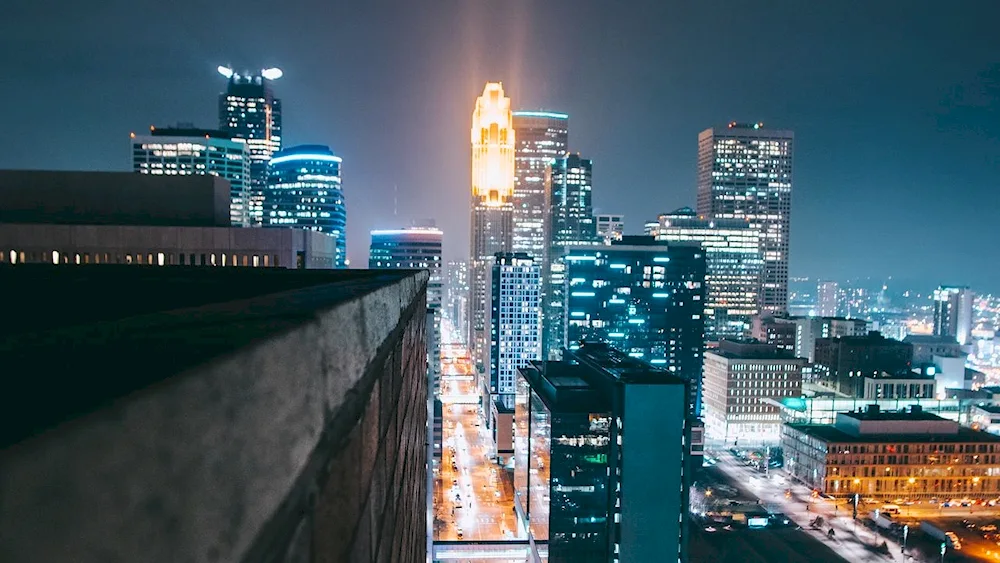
[920,521,959,548]
[870,511,894,530]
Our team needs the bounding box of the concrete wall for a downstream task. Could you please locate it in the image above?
[0,271,428,563]
[0,170,231,227]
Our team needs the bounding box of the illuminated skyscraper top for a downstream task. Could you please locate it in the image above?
[218,66,283,226]
[471,83,515,205]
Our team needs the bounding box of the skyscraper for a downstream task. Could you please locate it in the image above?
[697,123,793,314]
[445,261,470,344]
[487,252,541,396]
[369,227,443,392]
[549,153,597,246]
[933,285,975,345]
[817,280,840,317]
[511,111,569,262]
[131,125,251,227]
[655,207,763,340]
[543,153,600,360]
[595,213,625,243]
[265,145,347,267]
[563,238,707,416]
[218,66,283,226]
[469,83,516,365]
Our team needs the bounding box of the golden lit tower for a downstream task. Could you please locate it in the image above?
[469,82,516,366]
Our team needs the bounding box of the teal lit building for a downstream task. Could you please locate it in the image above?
[563,237,707,417]
[265,145,346,268]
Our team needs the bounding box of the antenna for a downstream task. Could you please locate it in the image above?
[394,184,398,217]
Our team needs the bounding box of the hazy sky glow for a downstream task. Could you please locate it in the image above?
[2,1,998,291]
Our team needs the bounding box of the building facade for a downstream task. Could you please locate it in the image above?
[751,315,797,353]
[515,343,691,563]
[783,406,1000,499]
[369,227,443,393]
[904,334,964,365]
[543,153,600,361]
[131,126,251,227]
[696,123,794,314]
[595,214,624,243]
[934,286,975,346]
[488,252,541,397]
[445,261,470,344]
[563,238,707,416]
[655,207,763,340]
[512,111,569,262]
[218,67,283,225]
[814,332,913,397]
[265,145,347,268]
[469,83,516,365]
[703,340,804,446]
[861,373,936,400]
[794,316,868,363]
[0,171,336,269]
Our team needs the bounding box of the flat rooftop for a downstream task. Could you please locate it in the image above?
[786,423,1000,444]
[0,265,424,449]
[839,409,943,422]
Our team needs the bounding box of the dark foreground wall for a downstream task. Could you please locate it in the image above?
[0,267,428,563]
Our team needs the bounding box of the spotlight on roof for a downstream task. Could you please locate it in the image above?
[217,65,234,79]
[261,68,283,80]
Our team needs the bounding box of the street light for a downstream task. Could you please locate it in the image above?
[940,540,947,562]
[902,524,908,554]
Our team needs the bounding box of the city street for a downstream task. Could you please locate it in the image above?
[711,450,914,562]
[434,330,518,544]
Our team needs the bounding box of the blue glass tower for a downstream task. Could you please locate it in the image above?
[265,145,347,268]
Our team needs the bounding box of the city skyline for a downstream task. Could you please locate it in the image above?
[5,1,997,291]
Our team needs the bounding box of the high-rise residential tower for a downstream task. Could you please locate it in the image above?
[218,66,283,226]
[131,125,251,227]
[487,252,541,397]
[697,123,793,314]
[933,285,975,346]
[369,227,443,392]
[655,207,763,340]
[511,111,569,262]
[469,82,516,365]
[264,145,347,267]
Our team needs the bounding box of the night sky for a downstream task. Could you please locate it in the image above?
[3,1,998,292]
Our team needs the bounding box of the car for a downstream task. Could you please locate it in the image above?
[452,478,458,485]
[705,526,717,532]
[456,528,464,538]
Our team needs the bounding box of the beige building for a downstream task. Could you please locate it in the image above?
[783,405,1000,499]
[703,340,805,446]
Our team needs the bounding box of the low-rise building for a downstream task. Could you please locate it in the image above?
[813,332,912,398]
[861,372,936,400]
[783,405,1000,499]
[703,340,805,446]
[751,315,796,353]
[904,334,965,365]
[0,170,337,269]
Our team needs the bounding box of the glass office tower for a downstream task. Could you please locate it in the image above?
[265,145,346,268]
[488,252,541,396]
[218,68,283,226]
[131,126,251,227]
[655,207,763,340]
[515,343,691,563]
[512,111,569,262]
[696,123,793,314]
